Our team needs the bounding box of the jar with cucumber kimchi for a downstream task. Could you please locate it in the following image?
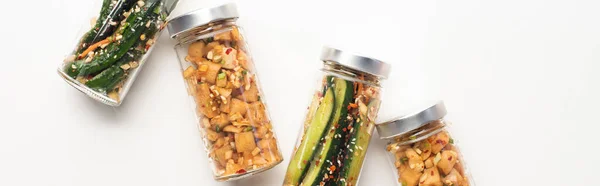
[376,102,474,186]
[283,47,391,186]
[57,0,179,106]
[167,3,283,181]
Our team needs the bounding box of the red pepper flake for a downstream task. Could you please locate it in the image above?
[226,48,233,55]
[347,103,358,110]
[316,160,320,166]
[329,175,334,179]
[236,169,246,174]
[448,156,453,161]
[343,128,347,132]
[330,165,336,172]
[423,150,429,153]
[431,170,434,176]
[303,160,307,164]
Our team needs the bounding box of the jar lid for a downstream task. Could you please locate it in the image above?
[167,3,239,39]
[320,47,391,79]
[376,101,447,139]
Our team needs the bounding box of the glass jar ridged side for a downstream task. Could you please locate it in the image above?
[283,47,391,186]
[167,3,283,181]
[377,102,474,186]
[57,0,179,106]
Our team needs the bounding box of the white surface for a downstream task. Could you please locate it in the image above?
[0,0,598,185]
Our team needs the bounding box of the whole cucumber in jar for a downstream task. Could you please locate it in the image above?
[65,0,161,77]
[76,0,114,53]
[84,49,140,92]
[84,18,158,94]
[85,65,125,93]
[79,0,138,53]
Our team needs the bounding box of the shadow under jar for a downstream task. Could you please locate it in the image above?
[167,3,283,181]
[283,47,391,186]
[376,102,474,186]
[58,0,179,106]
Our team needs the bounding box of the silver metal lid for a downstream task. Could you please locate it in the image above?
[320,47,392,79]
[376,101,447,139]
[167,3,239,39]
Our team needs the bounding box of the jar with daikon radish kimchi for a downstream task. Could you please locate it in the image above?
[376,102,475,186]
[167,3,282,181]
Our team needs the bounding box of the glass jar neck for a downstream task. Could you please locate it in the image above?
[175,19,237,44]
[391,119,447,145]
[322,61,383,87]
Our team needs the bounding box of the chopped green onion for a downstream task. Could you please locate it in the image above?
[217,72,226,80]
[245,127,253,132]
[215,125,221,133]
[242,70,248,75]
[400,157,408,164]
[409,136,416,140]
[449,138,454,144]
[154,5,162,14]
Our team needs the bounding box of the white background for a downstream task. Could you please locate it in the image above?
[0,0,598,185]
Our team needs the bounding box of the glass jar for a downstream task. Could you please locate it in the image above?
[283,47,391,186]
[376,102,474,186]
[167,3,283,181]
[57,0,179,106]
